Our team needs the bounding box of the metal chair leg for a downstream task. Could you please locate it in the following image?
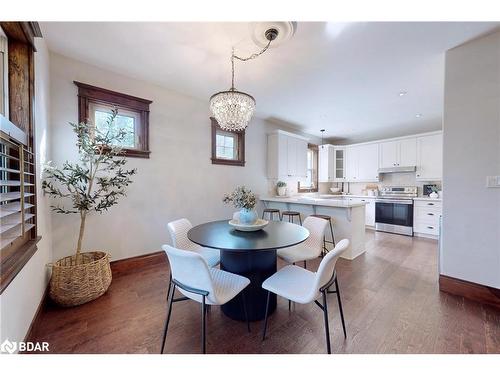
[322,290,332,354]
[303,260,307,269]
[160,282,175,354]
[288,299,291,311]
[329,219,335,247]
[201,295,206,354]
[262,291,271,341]
[166,272,172,301]
[335,277,347,339]
[298,215,302,225]
[241,290,251,333]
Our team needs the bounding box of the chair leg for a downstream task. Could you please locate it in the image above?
[288,215,292,223]
[241,290,251,333]
[288,299,291,311]
[322,290,332,354]
[262,211,265,219]
[329,219,335,247]
[335,277,347,339]
[160,282,175,354]
[303,260,307,269]
[166,272,172,302]
[298,215,302,225]
[262,291,271,341]
[201,295,206,354]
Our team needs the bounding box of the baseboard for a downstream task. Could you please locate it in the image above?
[24,282,49,343]
[439,274,500,309]
[110,251,167,277]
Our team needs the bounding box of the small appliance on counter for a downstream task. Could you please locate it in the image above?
[423,184,439,197]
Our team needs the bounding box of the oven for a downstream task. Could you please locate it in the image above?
[375,199,414,236]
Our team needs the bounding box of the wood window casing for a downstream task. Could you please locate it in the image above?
[298,143,319,193]
[74,81,153,159]
[0,21,42,294]
[210,117,245,167]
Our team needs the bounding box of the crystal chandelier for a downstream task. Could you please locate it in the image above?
[210,28,279,131]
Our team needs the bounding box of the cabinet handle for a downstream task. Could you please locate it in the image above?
[427,226,434,229]
[417,174,420,177]
[427,213,434,216]
[427,203,434,206]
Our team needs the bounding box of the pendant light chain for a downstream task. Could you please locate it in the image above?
[230,38,272,91]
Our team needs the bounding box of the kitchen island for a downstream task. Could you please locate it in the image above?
[260,196,366,260]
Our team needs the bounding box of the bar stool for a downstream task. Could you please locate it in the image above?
[281,211,302,225]
[310,214,335,255]
[262,208,280,221]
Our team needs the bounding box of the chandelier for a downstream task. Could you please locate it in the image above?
[210,28,279,131]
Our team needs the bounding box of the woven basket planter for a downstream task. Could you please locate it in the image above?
[49,251,112,307]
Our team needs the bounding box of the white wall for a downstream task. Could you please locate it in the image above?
[441,30,500,288]
[49,52,312,262]
[0,38,53,345]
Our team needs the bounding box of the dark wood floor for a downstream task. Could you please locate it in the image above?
[28,230,500,354]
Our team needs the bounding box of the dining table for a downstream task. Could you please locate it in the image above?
[187,219,309,321]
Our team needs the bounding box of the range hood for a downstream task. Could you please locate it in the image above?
[378,166,416,173]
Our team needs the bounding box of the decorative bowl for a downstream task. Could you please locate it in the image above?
[228,218,269,232]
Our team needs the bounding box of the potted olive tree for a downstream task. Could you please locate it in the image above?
[42,110,136,307]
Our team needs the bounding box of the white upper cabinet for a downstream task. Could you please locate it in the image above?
[379,140,400,168]
[333,147,346,181]
[345,146,359,181]
[318,144,334,182]
[416,133,442,181]
[267,131,308,179]
[379,137,417,168]
[399,137,417,166]
[357,143,380,181]
[345,144,379,182]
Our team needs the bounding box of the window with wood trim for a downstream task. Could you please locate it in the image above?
[298,144,318,192]
[74,81,153,158]
[0,21,41,293]
[211,117,245,166]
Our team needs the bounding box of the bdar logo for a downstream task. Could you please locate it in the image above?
[1,339,17,354]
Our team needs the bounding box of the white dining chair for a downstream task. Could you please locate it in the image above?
[167,218,220,268]
[262,239,350,354]
[277,215,328,269]
[160,245,251,354]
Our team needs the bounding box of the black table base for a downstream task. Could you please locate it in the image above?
[220,250,277,321]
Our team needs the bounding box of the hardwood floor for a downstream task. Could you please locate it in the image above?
[27,230,500,354]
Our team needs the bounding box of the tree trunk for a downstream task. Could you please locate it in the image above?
[76,212,87,261]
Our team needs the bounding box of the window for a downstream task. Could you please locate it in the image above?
[298,144,318,192]
[74,81,152,158]
[211,117,245,166]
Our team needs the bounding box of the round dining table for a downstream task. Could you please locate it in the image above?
[187,220,309,321]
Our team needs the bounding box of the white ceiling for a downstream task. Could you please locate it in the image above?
[41,22,499,143]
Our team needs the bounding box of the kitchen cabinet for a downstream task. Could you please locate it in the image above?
[348,197,376,226]
[379,137,417,168]
[318,144,334,182]
[333,147,346,181]
[267,130,308,179]
[345,144,379,182]
[413,199,442,237]
[416,133,442,181]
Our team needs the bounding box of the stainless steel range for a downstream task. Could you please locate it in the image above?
[375,186,417,236]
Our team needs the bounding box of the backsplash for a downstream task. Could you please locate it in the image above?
[331,172,442,196]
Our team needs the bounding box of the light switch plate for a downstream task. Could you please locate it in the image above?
[486,176,500,188]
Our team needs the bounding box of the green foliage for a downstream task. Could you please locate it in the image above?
[223,186,256,210]
[276,181,287,187]
[42,110,137,254]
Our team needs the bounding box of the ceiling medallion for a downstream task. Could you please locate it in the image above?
[209,27,282,132]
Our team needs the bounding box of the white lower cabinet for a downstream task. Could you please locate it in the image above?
[413,200,442,237]
[348,197,375,227]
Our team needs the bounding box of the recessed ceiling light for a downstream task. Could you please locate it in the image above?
[399,91,407,97]
[415,113,423,118]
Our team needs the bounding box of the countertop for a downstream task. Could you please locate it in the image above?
[413,197,442,202]
[260,196,366,208]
